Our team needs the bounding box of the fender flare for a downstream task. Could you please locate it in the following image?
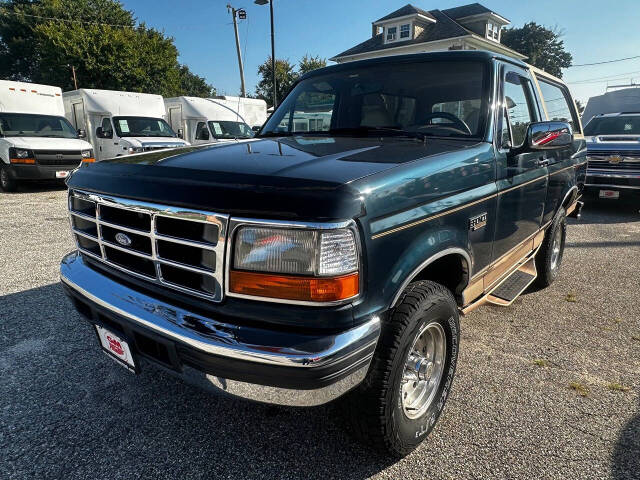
[390,247,472,308]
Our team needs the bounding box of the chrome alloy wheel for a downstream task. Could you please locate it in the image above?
[401,322,446,420]
[550,225,563,271]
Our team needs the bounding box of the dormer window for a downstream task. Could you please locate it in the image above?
[386,26,397,41]
[486,22,499,41]
[400,23,411,39]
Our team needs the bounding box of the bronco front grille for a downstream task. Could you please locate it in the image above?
[68,190,228,301]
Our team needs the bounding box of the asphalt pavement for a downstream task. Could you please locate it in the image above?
[1,183,639,479]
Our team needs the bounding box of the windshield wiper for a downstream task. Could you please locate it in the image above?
[327,126,429,141]
[255,131,296,138]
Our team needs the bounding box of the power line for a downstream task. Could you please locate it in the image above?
[0,9,133,27]
[570,55,640,67]
[567,70,640,85]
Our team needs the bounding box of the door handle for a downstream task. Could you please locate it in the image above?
[536,157,549,167]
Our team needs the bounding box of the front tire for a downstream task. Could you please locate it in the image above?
[535,207,567,288]
[0,165,17,192]
[345,281,460,457]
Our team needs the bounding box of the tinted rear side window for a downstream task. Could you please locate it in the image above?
[537,79,580,133]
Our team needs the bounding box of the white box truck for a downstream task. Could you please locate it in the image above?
[63,89,189,161]
[164,96,256,145]
[213,96,268,130]
[0,80,94,192]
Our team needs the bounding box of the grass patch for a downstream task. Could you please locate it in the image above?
[565,293,578,303]
[533,358,550,367]
[569,382,589,397]
[607,383,631,393]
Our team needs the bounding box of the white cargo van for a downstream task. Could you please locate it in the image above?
[164,96,255,145]
[213,96,268,129]
[0,80,94,192]
[63,89,189,161]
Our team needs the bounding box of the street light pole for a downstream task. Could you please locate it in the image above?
[227,4,247,97]
[255,0,276,107]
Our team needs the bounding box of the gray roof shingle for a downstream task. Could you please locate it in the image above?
[442,3,508,22]
[374,4,436,23]
[333,9,468,59]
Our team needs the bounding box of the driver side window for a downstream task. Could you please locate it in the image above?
[195,121,210,141]
[101,117,113,137]
[503,72,536,147]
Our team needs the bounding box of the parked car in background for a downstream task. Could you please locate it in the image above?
[60,51,585,457]
[583,112,640,199]
[0,80,94,192]
[214,95,268,129]
[164,96,254,145]
[63,89,189,161]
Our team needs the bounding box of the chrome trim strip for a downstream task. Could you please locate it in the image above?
[224,217,362,306]
[586,171,640,179]
[371,192,498,240]
[390,248,472,308]
[172,362,371,407]
[585,183,640,190]
[154,233,217,250]
[68,189,228,302]
[60,251,380,369]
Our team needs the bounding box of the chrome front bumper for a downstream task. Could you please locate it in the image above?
[60,251,380,406]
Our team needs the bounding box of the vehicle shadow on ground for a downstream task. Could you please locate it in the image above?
[574,196,639,225]
[612,395,640,480]
[1,283,396,479]
[0,180,67,195]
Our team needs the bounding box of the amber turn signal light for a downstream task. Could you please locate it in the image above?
[81,158,96,163]
[9,158,35,164]
[229,270,359,302]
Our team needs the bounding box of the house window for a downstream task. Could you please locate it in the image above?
[400,24,410,39]
[487,22,499,41]
[386,26,397,41]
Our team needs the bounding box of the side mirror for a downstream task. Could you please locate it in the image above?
[177,128,184,139]
[77,128,86,138]
[526,121,572,150]
[252,126,261,132]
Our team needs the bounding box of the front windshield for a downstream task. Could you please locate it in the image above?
[259,60,489,139]
[584,116,640,136]
[0,113,78,138]
[208,120,254,139]
[113,116,176,138]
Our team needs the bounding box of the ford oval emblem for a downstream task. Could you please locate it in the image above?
[115,232,132,247]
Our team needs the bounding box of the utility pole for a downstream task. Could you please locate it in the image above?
[255,0,276,107]
[269,0,276,107]
[227,4,246,97]
[70,65,78,90]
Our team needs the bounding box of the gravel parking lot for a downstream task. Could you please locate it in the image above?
[1,183,639,480]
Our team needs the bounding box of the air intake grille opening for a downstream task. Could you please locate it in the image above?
[68,190,227,302]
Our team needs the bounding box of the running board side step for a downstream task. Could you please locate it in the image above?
[485,257,537,306]
[461,255,538,314]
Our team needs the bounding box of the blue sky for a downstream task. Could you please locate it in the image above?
[121,0,640,103]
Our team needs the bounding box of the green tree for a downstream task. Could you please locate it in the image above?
[298,54,327,76]
[255,56,297,107]
[0,0,213,97]
[178,65,216,97]
[501,22,572,78]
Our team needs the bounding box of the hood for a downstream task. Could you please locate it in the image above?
[68,136,478,220]
[7,136,93,151]
[120,137,190,148]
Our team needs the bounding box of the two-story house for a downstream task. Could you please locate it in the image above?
[330,3,526,63]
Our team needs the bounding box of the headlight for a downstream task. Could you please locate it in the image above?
[230,226,360,303]
[9,148,35,164]
[128,147,144,154]
[81,149,95,163]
